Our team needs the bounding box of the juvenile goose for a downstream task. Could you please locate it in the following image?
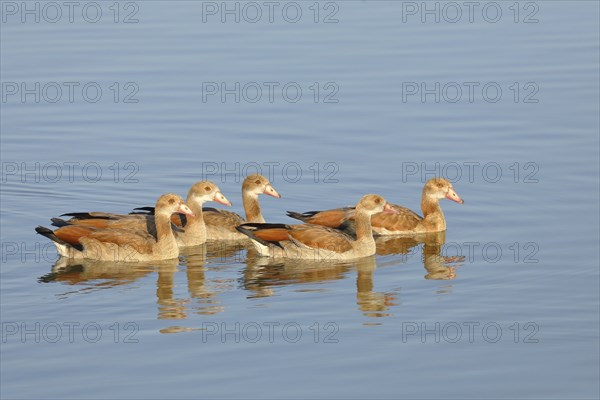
[237,194,397,261]
[287,178,464,234]
[54,181,231,247]
[202,174,281,240]
[36,194,193,262]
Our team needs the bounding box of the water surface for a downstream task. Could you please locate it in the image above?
[1,1,599,399]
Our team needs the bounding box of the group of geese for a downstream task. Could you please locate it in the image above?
[36,175,464,262]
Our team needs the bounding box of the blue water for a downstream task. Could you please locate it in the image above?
[1,1,599,399]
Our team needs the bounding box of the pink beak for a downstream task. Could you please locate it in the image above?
[383,203,399,214]
[213,191,232,206]
[446,188,464,204]
[263,184,281,198]
[178,203,195,217]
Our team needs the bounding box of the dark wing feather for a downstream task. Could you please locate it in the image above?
[35,226,84,251]
[236,223,288,248]
[286,207,355,228]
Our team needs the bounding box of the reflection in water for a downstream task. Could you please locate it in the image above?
[38,256,174,295]
[242,253,398,318]
[38,232,463,327]
[375,236,420,256]
[155,260,184,320]
[355,256,397,318]
[38,240,246,322]
[242,251,353,297]
[204,239,247,262]
[180,242,242,316]
[375,231,464,280]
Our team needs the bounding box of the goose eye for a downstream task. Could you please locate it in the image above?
[168,198,175,204]
[374,198,381,204]
[437,183,444,188]
[204,186,211,191]
[255,179,261,185]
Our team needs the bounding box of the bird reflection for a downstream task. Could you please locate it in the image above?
[204,239,246,263]
[38,231,463,326]
[38,240,246,321]
[242,250,354,298]
[355,256,397,318]
[242,252,398,318]
[38,256,174,290]
[375,231,463,280]
[178,242,239,316]
[155,260,185,320]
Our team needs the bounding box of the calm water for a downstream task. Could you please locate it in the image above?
[1,1,599,399]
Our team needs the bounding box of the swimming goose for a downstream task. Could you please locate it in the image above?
[237,194,397,260]
[36,194,194,262]
[202,174,281,240]
[286,178,464,234]
[54,181,231,247]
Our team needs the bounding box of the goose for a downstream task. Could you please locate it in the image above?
[201,174,281,240]
[236,194,397,260]
[36,194,193,262]
[53,181,231,247]
[286,178,463,234]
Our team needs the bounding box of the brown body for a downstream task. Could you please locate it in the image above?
[237,194,398,260]
[36,194,194,262]
[287,178,464,234]
[55,181,230,247]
